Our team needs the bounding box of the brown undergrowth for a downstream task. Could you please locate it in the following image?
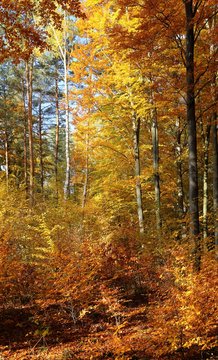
[0,230,217,360]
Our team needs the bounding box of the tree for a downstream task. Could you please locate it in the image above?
[48,12,79,199]
[0,0,84,62]
[0,2,217,359]
[0,61,26,189]
[183,0,200,269]
[26,58,34,204]
[109,0,217,259]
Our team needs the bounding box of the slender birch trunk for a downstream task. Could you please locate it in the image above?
[26,59,34,206]
[51,13,71,199]
[63,12,71,199]
[175,118,186,239]
[133,115,144,234]
[38,95,44,194]
[3,90,9,190]
[149,78,161,235]
[201,124,211,240]
[4,128,9,190]
[175,120,186,217]
[184,0,200,270]
[55,74,60,201]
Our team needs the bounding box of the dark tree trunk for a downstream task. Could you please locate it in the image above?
[212,117,218,246]
[209,14,218,247]
[151,107,161,234]
[184,0,200,270]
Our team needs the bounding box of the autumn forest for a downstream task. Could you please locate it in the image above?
[0,0,217,359]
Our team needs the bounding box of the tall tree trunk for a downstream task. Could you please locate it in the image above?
[133,115,144,234]
[26,59,34,206]
[51,13,71,199]
[55,74,60,201]
[82,133,89,209]
[38,95,44,194]
[63,12,71,199]
[176,120,186,217]
[23,116,28,193]
[149,79,161,235]
[209,12,218,247]
[184,0,200,270]
[22,79,28,194]
[200,123,211,240]
[151,107,161,234]
[175,118,186,238]
[4,128,9,190]
[3,88,9,190]
[212,115,218,247]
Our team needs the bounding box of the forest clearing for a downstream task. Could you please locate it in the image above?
[0,0,217,359]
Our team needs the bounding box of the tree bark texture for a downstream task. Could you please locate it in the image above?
[176,121,186,217]
[184,0,200,270]
[210,7,218,248]
[175,118,186,239]
[151,107,161,234]
[82,133,89,209]
[55,74,60,201]
[133,115,144,234]
[22,79,28,194]
[201,125,211,240]
[63,12,71,200]
[26,59,34,206]
[212,117,218,247]
[4,128,9,190]
[38,95,44,194]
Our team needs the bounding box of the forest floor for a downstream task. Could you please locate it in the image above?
[0,301,217,360]
[0,301,91,360]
